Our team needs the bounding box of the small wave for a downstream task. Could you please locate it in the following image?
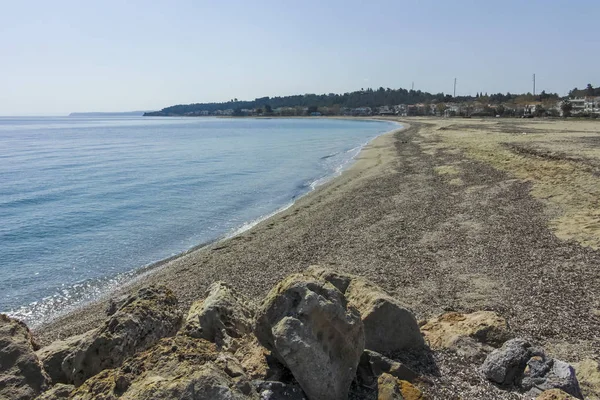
[320,152,340,160]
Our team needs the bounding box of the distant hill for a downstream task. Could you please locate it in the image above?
[68,111,152,117]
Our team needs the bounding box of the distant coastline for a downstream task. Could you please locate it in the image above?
[69,111,152,117]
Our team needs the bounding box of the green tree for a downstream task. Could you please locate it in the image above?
[586,84,594,96]
[264,104,273,114]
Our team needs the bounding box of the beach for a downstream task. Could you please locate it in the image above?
[34,117,600,369]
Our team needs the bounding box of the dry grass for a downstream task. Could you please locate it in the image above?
[417,118,600,249]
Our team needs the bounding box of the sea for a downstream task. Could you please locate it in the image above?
[0,116,398,327]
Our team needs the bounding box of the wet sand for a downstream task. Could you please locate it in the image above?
[35,118,600,370]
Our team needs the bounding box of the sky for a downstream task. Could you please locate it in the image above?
[1,0,599,115]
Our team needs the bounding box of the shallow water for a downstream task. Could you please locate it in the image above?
[0,116,397,326]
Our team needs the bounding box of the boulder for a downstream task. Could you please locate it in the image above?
[253,381,307,400]
[70,335,256,399]
[255,273,365,400]
[481,338,583,398]
[522,356,582,399]
[181,281,254,347]
[305,265,354,293]
[35,383,74,399]
[0,314,49,400]
[345,278,423,354]
[574,359,600,399]
[357,349,417,388]
[536,388,580,400]
[230,335,286,381]
[480,338,537,386]
[420,311,510,350]
[35,329,96,384]
[62,285,182,386]
[376,373,424,400]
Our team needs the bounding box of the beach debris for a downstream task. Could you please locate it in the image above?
[62,285,182,386]
[481,338,582,398]
[376,373,424,400]
[420,311,510,360]
[345,277,424,354]
[180,281,254,348]
[252,380,307,400]
[35,329,96,385]
[254,273,365,400]
[69,335,255,399]
[356,349,417,388]
[35,383,74,399]
[0,314,50,400]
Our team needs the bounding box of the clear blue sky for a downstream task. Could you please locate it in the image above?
[1,0,598,115]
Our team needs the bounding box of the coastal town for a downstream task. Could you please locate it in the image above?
[147,84,600,119]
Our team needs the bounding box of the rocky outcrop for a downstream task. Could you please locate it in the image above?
[181,281,254,347]
[305,265,354,293]
[35,384,74,399]
[357,349,417,388]
[70,335,255,399]
[0,314,49,400]
[376,373,424,400]
[62,285,182,386]
[255,273,365,400]
[421,311,510,350]
[345,278,423,354]
[481,338,582,398]
[35,329,96,385]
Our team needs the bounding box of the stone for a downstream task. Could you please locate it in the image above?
[35,329,96,385]
[305,265,354,293]
[0,314,49,400]
[536,388,579,400]
[255,273,365,400]
[230,335,286,381]
[62,285,182,386]
[522,356,583,399]
[357,349,417,388]
[35,383,74,399]
[376,373,424,400]
[70,335,256,399]
[420,311,510,350]
[181,281,254,347]
[345,278,423,354]
[574,359,600,400]
[253,381,307,400]
[480,338,536,386]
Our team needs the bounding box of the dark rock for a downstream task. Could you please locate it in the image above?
[253,380,307,399]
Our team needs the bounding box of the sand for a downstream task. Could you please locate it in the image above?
[35,118,600,368]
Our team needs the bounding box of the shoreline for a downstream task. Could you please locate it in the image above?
[33,120,406,343]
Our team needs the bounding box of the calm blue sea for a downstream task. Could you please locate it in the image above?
[0,116,397,326]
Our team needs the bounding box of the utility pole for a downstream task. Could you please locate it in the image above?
[533,73,536,96]
[453,78,457,97]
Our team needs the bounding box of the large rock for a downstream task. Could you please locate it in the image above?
[481,338,536,386]
[357,349,417,388]
[181,281,254,347]
[522,355,582,399]
[62,285,182,386]
[344,278,423,354]
[35,329,96,385]
[420,311,510,350]
[0,314,49,400]
[255,273,365,400]
[70,335,256,399]
[481,338,583,398]
[376,373,423,400]
[305,265,353,293]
